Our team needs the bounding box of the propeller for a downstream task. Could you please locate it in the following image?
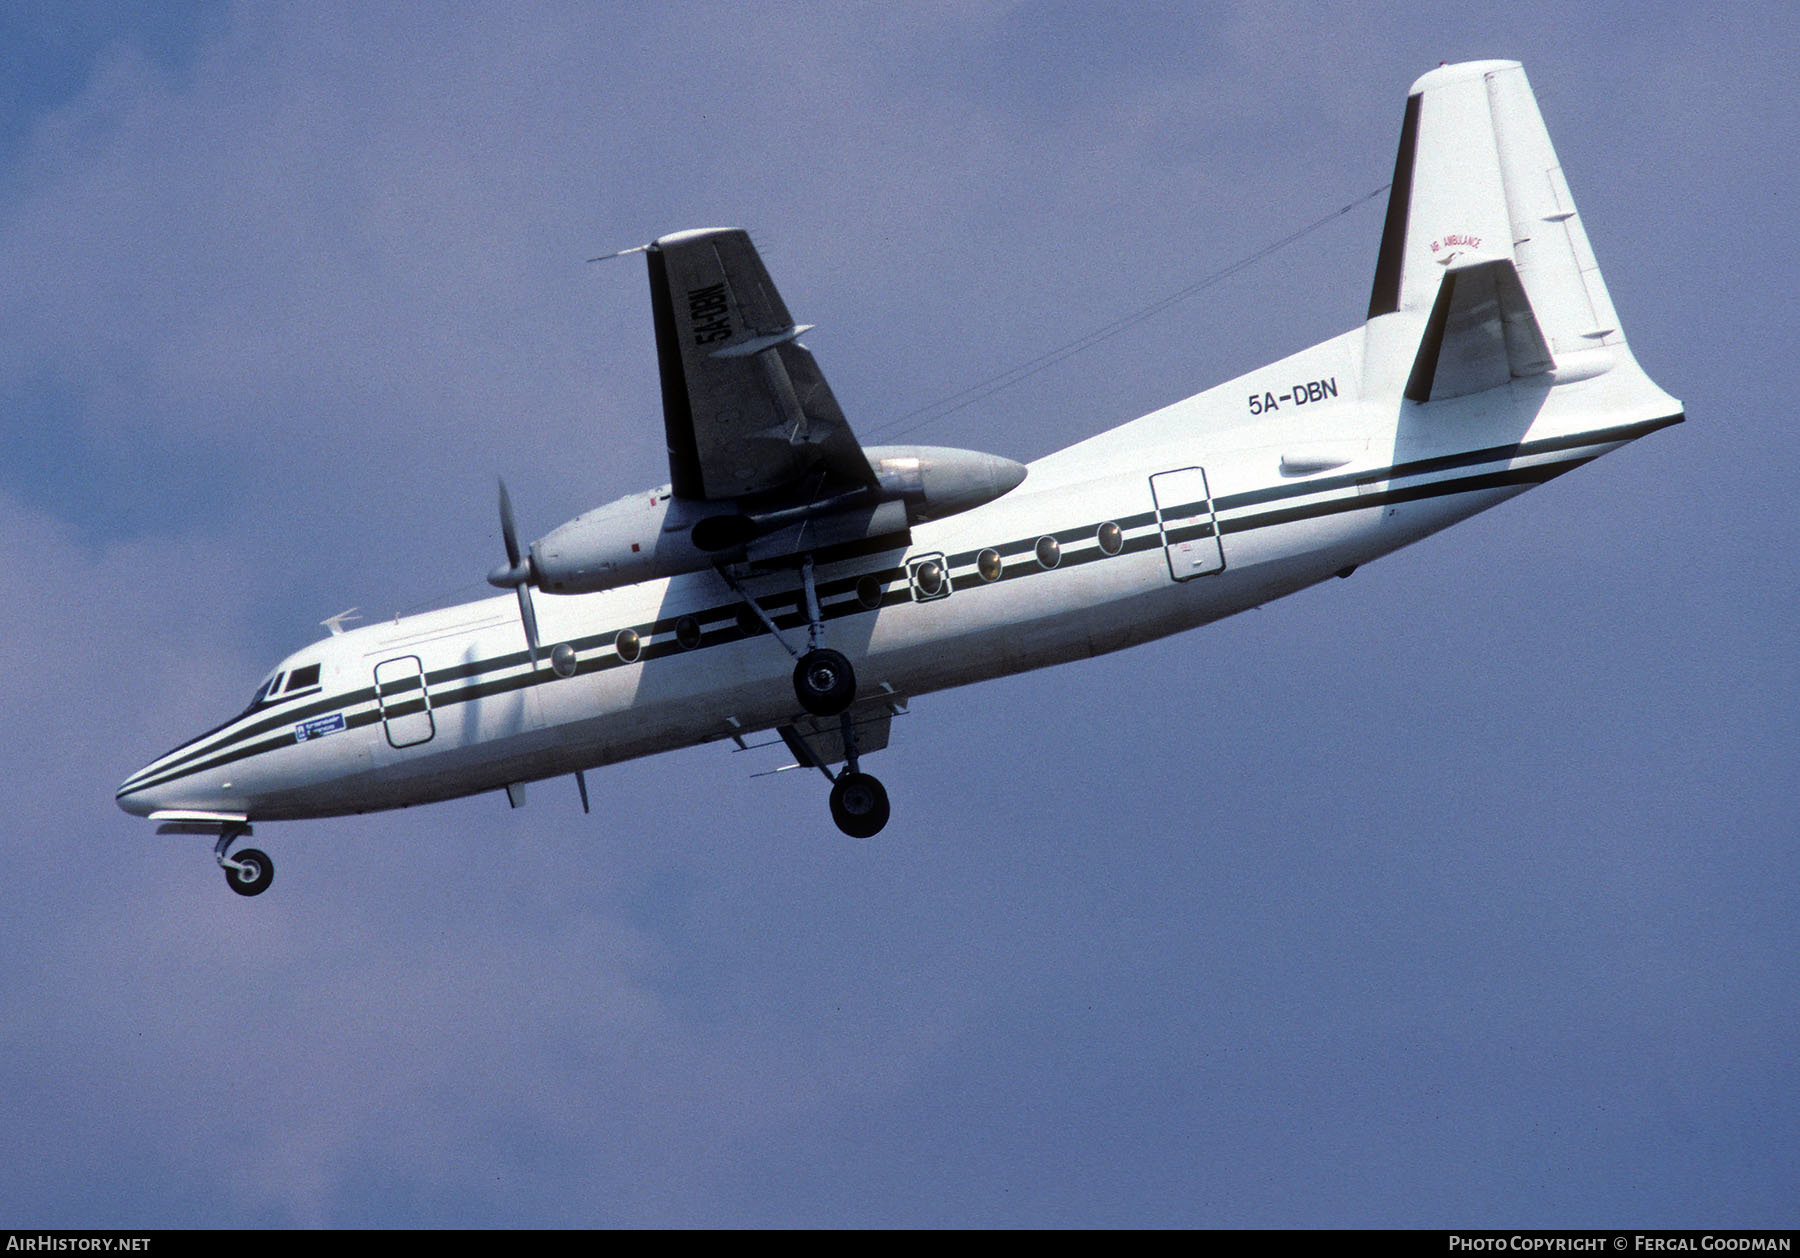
[488,478,541,668]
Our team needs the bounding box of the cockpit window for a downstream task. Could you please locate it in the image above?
[159,663,302,759]
[235,663,324,719]
[234,674,279,720]
[284,664,321,693]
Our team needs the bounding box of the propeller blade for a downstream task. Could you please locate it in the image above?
[491,476,539,667]
[498,477,523,569]
[515,583,540,669]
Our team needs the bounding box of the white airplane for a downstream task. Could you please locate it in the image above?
[119,60,1681,896]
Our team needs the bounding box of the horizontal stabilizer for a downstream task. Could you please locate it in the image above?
[1405,257,1553,403]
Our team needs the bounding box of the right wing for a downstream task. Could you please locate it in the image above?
[646,228,876,503]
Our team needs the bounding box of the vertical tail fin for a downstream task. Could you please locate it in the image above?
[1368,60,1627,378]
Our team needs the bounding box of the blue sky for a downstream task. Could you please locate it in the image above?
[2,1,1796,1228]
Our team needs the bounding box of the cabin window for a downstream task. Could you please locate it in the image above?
[976,549,1003,582]
[857,575,885,609]
[907,554,950,602]
[1035,536,1061,569]
[615,628,641,663]
[735,605,762,638]
[675,616,702,650]
[1096,522,1123,556]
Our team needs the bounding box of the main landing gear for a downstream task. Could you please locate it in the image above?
[716,553,888,835]
[789,554,856,717]
[807,700,891,837]
[829,770,889,838]
[215,828,273,897]
[794,647,854,716]
[719,553,859,718]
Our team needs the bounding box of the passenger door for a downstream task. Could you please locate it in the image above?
[1150,467,1225,581]
[373,655,435,748]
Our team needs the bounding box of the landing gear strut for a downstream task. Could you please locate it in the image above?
[716,552,859,717]
[215,829,273,897]
[715,553,884,834]
[792,554,855,715]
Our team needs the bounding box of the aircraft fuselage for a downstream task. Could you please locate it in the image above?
[116,319,1679,824]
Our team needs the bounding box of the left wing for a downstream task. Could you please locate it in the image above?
[646,228,876,503]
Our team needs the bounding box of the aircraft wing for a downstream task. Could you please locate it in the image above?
[646,228,876,503]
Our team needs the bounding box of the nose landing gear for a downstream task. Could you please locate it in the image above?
[215,829,273,897]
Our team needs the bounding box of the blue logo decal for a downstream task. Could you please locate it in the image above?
[295,712,346,742]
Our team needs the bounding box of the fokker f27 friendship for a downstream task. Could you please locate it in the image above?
[120,62,1681,895]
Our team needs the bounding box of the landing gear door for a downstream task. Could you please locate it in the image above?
[1151,467,1225,581]
[374,655,435,748]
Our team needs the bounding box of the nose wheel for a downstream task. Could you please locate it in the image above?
[215,830,273,897]
[224,848,274,896]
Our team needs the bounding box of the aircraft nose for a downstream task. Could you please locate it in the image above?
[117,749,189,818]
[116,771,159,817]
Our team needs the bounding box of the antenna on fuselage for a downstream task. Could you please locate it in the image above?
[321,608,362,636]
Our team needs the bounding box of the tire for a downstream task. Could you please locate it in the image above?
[794,648,855,716]
[225,848,274,897]
[829,773,890,838]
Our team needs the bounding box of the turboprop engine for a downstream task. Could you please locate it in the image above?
[524,445,1026,595]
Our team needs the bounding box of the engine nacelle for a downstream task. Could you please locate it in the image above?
[531,445,1025,595]
[862,445,1030,523]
